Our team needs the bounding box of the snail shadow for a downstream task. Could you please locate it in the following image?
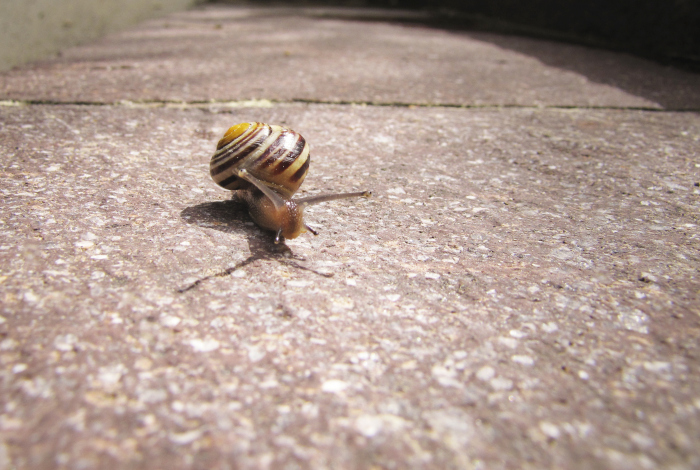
[178,198,331,292]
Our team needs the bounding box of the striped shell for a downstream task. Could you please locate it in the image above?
[210,122,310,199]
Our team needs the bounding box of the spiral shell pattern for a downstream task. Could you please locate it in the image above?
[210,122,310,199]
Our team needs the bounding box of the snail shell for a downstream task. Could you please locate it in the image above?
[210,122,309,199]
[210,122,370,243]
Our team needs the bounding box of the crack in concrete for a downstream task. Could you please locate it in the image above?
[1,98,695,112]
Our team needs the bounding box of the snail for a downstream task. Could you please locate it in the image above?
[210,122,371,243]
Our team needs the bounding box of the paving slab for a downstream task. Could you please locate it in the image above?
[1,101,699,469]
[1,5,700,109]
[1,4,700,470]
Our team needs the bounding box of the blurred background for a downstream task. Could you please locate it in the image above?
[1,0,699,72]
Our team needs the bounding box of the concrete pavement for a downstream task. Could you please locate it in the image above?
[1,5,699,469]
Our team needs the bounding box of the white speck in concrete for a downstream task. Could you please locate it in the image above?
[476,366,495,381]
[169,429,203,445]
[139,388,167,403]
[75,241,94,248]
[247,345,265,363]
[578,371,590,380]
[618,309,649,334]
[509,330,526,338]
[54,334,78,351]
[259,378,279,389]
[490,377,513,391]
[498,337,518,349]
[188,338,220,352]
[432,365,462,387]
[97,364,126,387]
[354,415,384,437]
[643,361,671,373]
[0,339,18,350]
[231,270,246,278]
[12,364,27,374]
[453,350,468,360]
[386,187,406,194]
[425,272,440,280]
[321,379,349,393]
[541,322,558,333]
[354,414,406,437]
[527,285,540,294]
[511,355,534,366]
[332,297,354,310]
[540,421,561,439]
[386,294,400,302]
[160,315,181,327]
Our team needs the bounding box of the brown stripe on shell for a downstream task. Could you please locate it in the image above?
[216,122,253,151]
[272,136,307,175]
[211,124,270,166]
[213,122,259,156]
[288,156,309,183]
[250,132,294,170]
[216,173,244,190]
[210,128,274,181]
[211,148,247,177]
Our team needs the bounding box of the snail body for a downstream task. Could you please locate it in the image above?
[210,122,370,243]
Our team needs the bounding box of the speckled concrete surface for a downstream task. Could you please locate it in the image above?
[1,5,700,470]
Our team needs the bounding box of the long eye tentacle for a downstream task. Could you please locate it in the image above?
[296,191,372,206]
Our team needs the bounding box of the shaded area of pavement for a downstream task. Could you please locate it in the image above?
[0,5,699,469]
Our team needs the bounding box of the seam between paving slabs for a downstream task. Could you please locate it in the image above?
[1,98,697,112]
